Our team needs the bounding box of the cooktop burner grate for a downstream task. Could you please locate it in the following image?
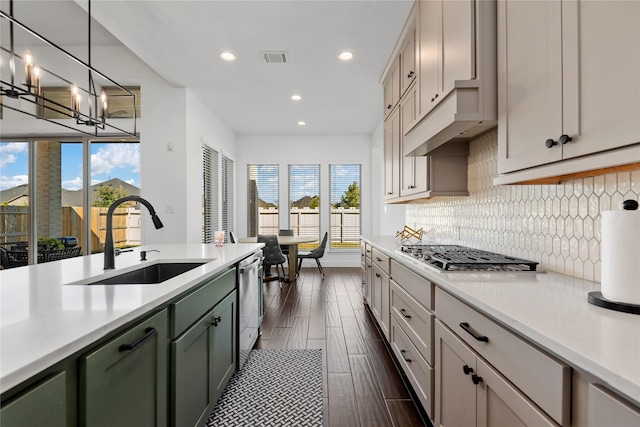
[400,245,539,271]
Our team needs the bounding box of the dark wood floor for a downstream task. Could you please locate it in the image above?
[255,266,427,427]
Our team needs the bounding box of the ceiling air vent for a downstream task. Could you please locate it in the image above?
[262,51,288,63]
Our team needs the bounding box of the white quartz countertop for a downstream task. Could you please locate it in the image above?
[362,235,640,407]
[0,243,262,394]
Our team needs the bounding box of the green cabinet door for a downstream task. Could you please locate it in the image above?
[0,372,67,427]
[171,305,216,427]
[171,290,237,427]
[80,309,168,427]
[210,290,237,404]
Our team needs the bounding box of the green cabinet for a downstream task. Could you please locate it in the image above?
[210,291,237,401]
[0,372,67,427]
[171,268,237,427]
[79,309,168,427]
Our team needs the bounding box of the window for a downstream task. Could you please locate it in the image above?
[221,155,234,240]
[102,86,141,119]
[38,86,140,120]
[247,164,278,236]
[90,141,141,253]
[0,141,30,261]
[39,87,72,119]
[0,138,140,267]
[202,144,219,243]
[330,164,361,249]
[289,164,320,249]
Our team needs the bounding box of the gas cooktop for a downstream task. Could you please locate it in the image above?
[399,244,540,272]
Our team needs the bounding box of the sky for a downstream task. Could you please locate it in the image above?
[0,142,140,191]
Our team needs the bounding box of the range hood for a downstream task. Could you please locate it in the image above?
[403,80,496,157]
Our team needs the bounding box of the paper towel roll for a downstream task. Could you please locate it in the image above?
[601,209,640,305]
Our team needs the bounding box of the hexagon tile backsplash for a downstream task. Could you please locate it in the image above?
[405,130,640,282]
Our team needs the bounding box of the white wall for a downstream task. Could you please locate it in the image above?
[236,134,372,267]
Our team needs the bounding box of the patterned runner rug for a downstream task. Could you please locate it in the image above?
[205,349,323,427]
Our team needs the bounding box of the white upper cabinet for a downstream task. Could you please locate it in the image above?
[383,60,400,120]
[419,0,476,116]
[404,0,497,157]
[496,0,640,179]
[400,25,417,97]
[384,107,401,200]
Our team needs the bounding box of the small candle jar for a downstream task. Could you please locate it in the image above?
[214,231,225,246]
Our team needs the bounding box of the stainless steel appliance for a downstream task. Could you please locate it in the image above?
[238,252,262,369]
[399,244,539,272]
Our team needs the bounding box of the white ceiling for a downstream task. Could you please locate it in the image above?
[3,0,413,135]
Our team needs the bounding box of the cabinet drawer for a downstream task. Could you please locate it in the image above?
[390,259,433,310]
[171,267,236,338]
[390,318,433,417]
[390,280,434,364]
[371,248,390,274]
[436,288,570,426]
[364,243,372,259]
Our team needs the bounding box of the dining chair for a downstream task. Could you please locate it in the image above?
[258,235,287,286]
[297,232,328,279]
[278,229,294,256]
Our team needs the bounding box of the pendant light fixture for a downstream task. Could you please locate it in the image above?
[0,0,136,137]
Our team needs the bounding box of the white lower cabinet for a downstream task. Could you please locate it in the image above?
[370,262,390,339]
[390,318,433,419]
[572,370,640,427]
[435,320,559,427]
[435,288,571,427]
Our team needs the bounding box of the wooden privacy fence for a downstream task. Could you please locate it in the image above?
[0,206,28,243]
[256,207,360,250]
[0,206,141,252]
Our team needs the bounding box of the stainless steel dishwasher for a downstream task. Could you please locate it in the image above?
[238,252,262,369]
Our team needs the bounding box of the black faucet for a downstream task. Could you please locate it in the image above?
[104,196,164,270]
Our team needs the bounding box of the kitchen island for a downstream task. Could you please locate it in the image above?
[362,235,640,426]
[0,243,262,426]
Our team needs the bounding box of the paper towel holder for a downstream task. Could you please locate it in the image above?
[588,292,640,315]
[587,199,639,315]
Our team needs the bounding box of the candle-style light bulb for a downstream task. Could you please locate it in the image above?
[71,85,81,118]
[100,91,108,121]
[33,66,41,96]
[24,50,33,88]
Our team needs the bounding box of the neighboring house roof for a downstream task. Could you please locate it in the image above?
[0,184,29,205]
[1,179,140,207]
[64,178,140,206]
[292,195,317,209]
[258,198,277,209]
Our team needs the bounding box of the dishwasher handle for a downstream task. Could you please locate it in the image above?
[239,256,262,273]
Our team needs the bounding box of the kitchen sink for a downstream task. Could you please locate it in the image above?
[80,261,214,285]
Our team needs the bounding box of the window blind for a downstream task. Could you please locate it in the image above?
[202,144,219,243]
[221,155,233,241]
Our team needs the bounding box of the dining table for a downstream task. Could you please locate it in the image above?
[239,235,317,281]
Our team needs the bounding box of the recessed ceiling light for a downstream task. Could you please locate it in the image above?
[338,51,354,61]
[291,94,302,101]
[220,52,236,61]
[297,121,306,126]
